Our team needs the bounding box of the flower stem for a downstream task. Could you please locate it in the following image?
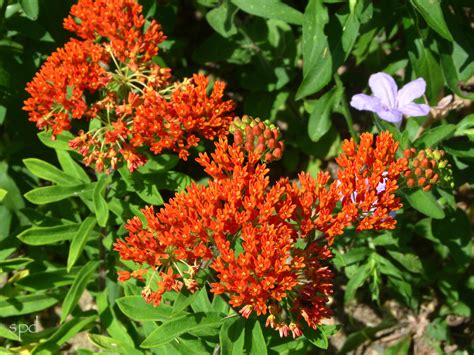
[334,74,357,141]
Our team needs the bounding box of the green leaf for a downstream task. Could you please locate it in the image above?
[37,131,74,150]
[16,267,81,291]
[220,318,245,355]
[405,20,444,104]
[32,316,97,353]
[93,175,109,227]
[343,247,371,265]
[384,336,411,355]
[297,1,360,99]
[117,296,179,321]
[118,167,163,205]
[60,261,99,323]
[344,262,370,304]
[0,292,61,317]
[0,324,19,341]
[57,150,91,183]
[305,327,328,349]
[245,319,267,355]
[17,223,81,245]
[20,0,39,20]
[231,0,303,25]
[308,87,342,142]
[0,257,33,272]
[89,334,141,354]
[24,184,95,205]
[411,0,453,41]
[406,189,445,219]
[67,217,97,272]
[386,250,423,274]
[190,287,212,313]
[23,158,79,185]
[206,1,238,38]
[140,313,224,348]
[0,188,7,202]
[414,124,456,148]
[339,320,396,354]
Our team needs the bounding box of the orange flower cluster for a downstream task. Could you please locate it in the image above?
[335,132,408,236]
[115,130,409,338]
[24,0,234,172]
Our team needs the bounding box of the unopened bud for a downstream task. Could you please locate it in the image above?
[425,169,433,179]
[407,178,416,188]
[423,185,432,192]
[272,148,282,160]
[268,139,276,149]
[418,177,427,186]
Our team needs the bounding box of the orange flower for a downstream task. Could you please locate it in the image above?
[335,131,408,238]
[23,39,109,137]
[64,0,164,64]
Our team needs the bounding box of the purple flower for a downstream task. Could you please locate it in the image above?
[350,72,430,124]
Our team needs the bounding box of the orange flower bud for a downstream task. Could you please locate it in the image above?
[418,177,426,186]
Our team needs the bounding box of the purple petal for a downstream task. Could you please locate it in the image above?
[377,108,403,123]
[350,94,382,112]
[397,78,427,107]
[368,72,398,109]
[399,103,430,117]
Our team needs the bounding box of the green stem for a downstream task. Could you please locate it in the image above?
[334,74,357,141]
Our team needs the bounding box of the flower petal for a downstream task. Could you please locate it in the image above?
[397,78,426,107]
[377,108,403,123]
[399,103,430,117]
[368,72,398,109]
[350,94,382,112]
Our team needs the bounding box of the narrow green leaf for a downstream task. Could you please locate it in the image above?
[32,316,97,353]
[0,292,61,317]
[0,324,19,341]
[93,175,109,227]
[0,257,33,272]
[24,184,95,205]
[16,267,81,291]
[37,131,74,150]
[247,319,267,355]
[231,0,303,25]
[406,189,445,219]
[190,287,212,313]
[344,262,371,304]
[0,188,7,202]
[414,124,456,148]
[308,87,342,142]
[89,334,142,354]
[117,296,179,321]
[411,0,453,41]
[220,318,245,355]
[17,223,81,245]
[20,0,39,20]
[140,313,224,348]
[61,261,99,323]
[67,217,97,272]
[386,250,423,274]
[297,1,360,99]
[23,158,79,185]
[57,150,91,183]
